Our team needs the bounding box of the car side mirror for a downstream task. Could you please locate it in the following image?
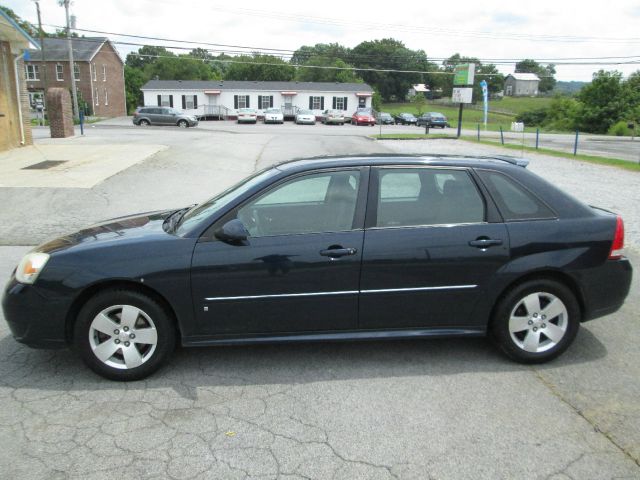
[214,219,249,245]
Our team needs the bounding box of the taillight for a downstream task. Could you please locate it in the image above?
[609,216,625,259]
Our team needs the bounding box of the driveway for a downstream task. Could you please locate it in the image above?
[1,125,638,479]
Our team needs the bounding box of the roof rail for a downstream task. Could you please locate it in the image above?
[479,155,530,167]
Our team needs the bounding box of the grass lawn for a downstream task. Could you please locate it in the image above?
[381,97,557,133]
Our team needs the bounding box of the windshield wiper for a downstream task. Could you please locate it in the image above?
[163,205,195,233]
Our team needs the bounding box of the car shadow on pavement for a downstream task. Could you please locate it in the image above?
[0,326,607,395]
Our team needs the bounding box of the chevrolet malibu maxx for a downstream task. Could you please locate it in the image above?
[2,155,632,380]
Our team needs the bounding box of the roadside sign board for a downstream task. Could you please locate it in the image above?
[511,122,525,132]
[452,87,473,104]
[453,63,475,86]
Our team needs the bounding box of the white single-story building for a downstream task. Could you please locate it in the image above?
[140,80,374,119]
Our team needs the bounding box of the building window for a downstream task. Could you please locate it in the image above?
[258,95,273,109]
[159,95,172,107]
[358,97,366,108]
[56,64,64,81]
[92,63,97,81]
[73,63,80,81]
[234,95,250,109]
[182,94,197,110]
[105,89,109,106]
[95,87,99,106]
[309,96,324,110]
[332,96,347,111]
[24,64,40,81]
[102,64,106,82]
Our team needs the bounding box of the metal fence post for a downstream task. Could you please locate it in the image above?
[500,126,504,145]
[477,124,480,141]
[574,130,579,156]
[535,128,539,150]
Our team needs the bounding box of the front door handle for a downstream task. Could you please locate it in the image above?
[319,247,357,258]
[469,238,503,248]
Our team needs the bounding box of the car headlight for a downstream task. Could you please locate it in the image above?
[15,252,50,284]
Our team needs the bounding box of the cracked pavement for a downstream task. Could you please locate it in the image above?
[0,124,638,479]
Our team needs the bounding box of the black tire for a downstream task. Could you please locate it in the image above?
[138,119,150,126]
[74,289,176,381]
[491,279,580,364]
[177,120,188,128]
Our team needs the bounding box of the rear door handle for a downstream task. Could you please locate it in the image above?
[469,238,503,248]
[320,247,357,258]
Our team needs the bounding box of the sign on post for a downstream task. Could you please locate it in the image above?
[452,88,473,104]
[453,63,475,86]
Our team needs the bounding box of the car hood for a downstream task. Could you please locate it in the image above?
[36,210,175,255]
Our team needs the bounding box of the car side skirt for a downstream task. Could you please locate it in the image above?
[181,327,486,347]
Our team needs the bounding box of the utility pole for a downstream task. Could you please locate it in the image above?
[34,1,47,125]
[63,0,79,120]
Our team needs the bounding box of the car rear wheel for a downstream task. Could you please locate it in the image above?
[491,279,580,364]
[139,119,150,126]
[177,120,188,128]
[74,289,176,381]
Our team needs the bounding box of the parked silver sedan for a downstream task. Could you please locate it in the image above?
[295,109,316,125]
[321,109,345,125]
[263,108,284,124]
[237,108,258,124]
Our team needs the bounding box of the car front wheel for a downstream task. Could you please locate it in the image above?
[491,279,580,364]
[138,119,150,126]
[74,289,176,381]
[177,120,188,128]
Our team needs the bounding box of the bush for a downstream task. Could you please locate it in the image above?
[608,121,632,136]
[516,107,548,126]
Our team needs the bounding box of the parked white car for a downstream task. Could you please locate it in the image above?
[237,108,257,124]
[263,108,284,124]
[295,109,316,125]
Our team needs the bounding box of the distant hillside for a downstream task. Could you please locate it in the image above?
[554,81,588,95]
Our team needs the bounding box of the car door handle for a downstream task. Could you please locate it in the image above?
[469,238,503,248]
[319,247,357,258]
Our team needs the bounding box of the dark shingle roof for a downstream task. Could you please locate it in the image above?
[141,80,373,93]
[25,37,111,62]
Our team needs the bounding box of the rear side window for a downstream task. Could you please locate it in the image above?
[375,168,485,227]
[478,170,555,221]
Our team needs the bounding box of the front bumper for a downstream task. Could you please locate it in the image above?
[2,277,68,348]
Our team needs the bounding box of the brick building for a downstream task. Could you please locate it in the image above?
[24,37,125,117]
[0,9,38,152]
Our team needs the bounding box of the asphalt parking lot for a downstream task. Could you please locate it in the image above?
[1,123,638,479]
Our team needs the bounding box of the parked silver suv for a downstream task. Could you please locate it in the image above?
[133,107,198,128]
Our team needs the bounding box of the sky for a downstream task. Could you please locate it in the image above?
[5,0,640,82]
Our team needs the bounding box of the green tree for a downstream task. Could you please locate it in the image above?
[351,39,437,101]
[124,65,146,114]
[295,56,362,83]
[515,59,556,92]
[126,45,175,70]
[291,43,351,65]
[143,55,218,81]
[577,70,629,133]
[224,54,295,81]
[0,6,40,38]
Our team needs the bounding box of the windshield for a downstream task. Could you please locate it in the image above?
[265,108,281,113]
[298,110,312,115]
[238,108,256,113]
[175,167,279,235]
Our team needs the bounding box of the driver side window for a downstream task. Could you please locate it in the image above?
[237,170,360,237]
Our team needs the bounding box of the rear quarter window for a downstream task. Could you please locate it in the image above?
[477,170,556,221]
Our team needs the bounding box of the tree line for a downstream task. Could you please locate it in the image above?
[123,39,557,114]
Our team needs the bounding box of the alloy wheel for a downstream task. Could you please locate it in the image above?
[508,292,568,353]
[88,305,158,369]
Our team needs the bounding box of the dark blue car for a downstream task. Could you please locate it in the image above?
[3,155,632,380]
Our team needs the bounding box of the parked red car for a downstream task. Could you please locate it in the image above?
[351,110,376,126]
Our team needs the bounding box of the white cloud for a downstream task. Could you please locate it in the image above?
[6,0,640,81]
